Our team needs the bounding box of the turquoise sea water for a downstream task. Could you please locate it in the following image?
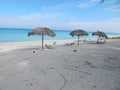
[0,28,120,43]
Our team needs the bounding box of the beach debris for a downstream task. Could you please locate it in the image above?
[33,50,35,53]
[26,82,33,87]
[73,49,77,52]
[85,61,96,68]
[93,85,97,88]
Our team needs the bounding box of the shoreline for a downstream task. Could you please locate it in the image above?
[0,37,119,53]
[0,39,75,52]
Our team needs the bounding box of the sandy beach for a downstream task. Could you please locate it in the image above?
[0,39,120,90]
[0,39,75,52]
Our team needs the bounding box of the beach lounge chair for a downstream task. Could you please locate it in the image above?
[65,40,81,46]
[86,39,97,44]
[45,42,56,49]
[98,37,107,44]
[86,38,106,44]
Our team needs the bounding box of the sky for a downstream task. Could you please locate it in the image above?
[0,0,120,33]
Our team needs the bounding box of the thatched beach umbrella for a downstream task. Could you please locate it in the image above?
[28,27,56,50]
[70,29,88,46]
[92,31,108,43]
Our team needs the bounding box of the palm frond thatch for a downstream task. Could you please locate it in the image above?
[28,27,56,37]
[28,27,56,50]
[70,29,88,37]
[92,31,108,44]
[92,31,108,38]
[70,29,88,46]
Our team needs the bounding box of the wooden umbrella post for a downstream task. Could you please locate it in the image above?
[78,35,80,46]
[97,36,100,44]
[42,34,44,51]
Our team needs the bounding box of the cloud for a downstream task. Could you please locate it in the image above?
[107,17,120,21]
[66,18,120,33]
[76,3,90,8]
[105,0,120,12]
[90,0,119,3]
[76,0,101,9]
[108,0,120,3]
[68,17,78,21]
[18,13,58,20]
[106,5,120,12]
[0,14,120,33]
[90,0,100,3]
[41,6,48,10]
[0,13,59,28]
[40,2,75,10]
[40,1,93,10]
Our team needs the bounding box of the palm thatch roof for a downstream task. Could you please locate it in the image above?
[70,29,88,37]
[28,27,56,50]
[92,31,108,39]
[70,29,88,46]
[28,27,56,37]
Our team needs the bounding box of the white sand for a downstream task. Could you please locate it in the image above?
[0,39,120,90]
[0,39,75,52]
